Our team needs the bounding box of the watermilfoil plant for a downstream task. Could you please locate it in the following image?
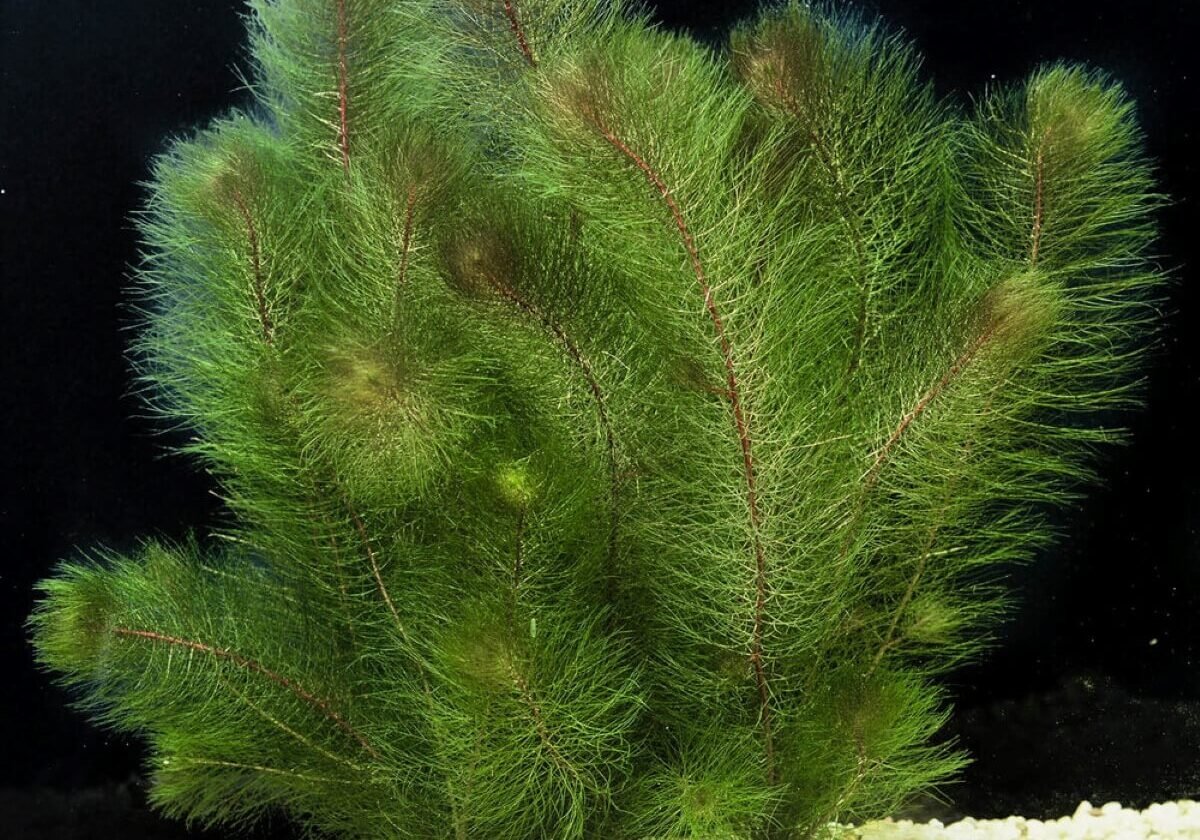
[31,1,1164,837]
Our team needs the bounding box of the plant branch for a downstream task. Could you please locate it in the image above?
[502,1,537,67]
[1030,128,1050,268]
[482,271,623,612]
[228,184,273,346]
[866,319,1000,490]
[170,756,356,786]
[578,105,775,784]
[396,183,418,291]
[506,657,582,782]
[772,78,872,375]
[112,627,379,760]
[336,0,351,175]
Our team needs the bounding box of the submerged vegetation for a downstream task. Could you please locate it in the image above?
[31,1,1163,837]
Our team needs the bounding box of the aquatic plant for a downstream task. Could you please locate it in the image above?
[30,1,1164,837]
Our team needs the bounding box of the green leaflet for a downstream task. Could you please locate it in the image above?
[30,2,1164,838]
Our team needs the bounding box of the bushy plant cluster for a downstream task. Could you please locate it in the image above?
[32,1,1163,837]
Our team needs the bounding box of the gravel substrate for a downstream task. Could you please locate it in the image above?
[838,800,1200,839]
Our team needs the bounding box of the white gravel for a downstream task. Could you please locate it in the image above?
[831,800,1200,839]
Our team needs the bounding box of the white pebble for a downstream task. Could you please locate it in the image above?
[845,801,1200,839]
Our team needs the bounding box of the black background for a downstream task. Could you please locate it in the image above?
[2,0,1198,836]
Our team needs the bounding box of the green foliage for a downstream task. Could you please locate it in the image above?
[30,1,1165,837]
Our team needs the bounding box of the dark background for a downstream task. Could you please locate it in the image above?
[1,0,1197,836]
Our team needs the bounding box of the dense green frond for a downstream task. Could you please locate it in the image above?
[30,540,439,837]
[729,2,954,371]
[620,722,783,839]
[408,0,629,142]
[842,65,1166,688]
[776,667,968,837]
[431,601,641,839]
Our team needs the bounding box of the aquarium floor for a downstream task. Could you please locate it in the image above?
[901,669,1200,824]
[10,670,1199,839]
[847,799,1200,838]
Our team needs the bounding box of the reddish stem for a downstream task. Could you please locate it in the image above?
[506,658,580,779]
[336,0,351,175]
[347,504,406,637]
[229,185,273,345]
[1030,129,1049,268]
[580,107,775,783]
[502,1,537,67]
[483,273,623,608]
[112,627,378,759]
[865,320,1000,490]
[772,78,871,376]
[397,184,418,289]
